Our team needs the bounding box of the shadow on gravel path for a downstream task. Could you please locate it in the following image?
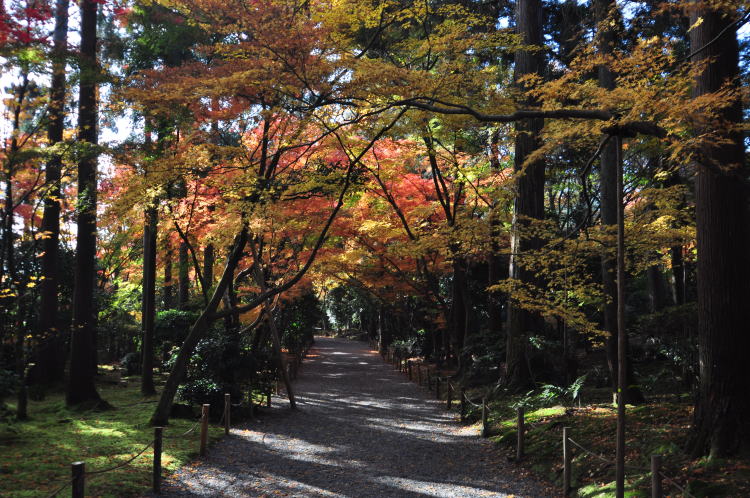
[155,337,550,497]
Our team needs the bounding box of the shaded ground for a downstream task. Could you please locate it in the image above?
[157,337,551,497]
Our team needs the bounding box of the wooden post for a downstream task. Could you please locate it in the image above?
[224,393,230,435]
[266,384,272,408]
[71,461,84,498]
[563,426,571,497]
[651,455,662,498]
[460,387,466,422]
[516,407,525,461]
[408,361,412,381]
[447,382,452,410]
[200,404,209,457]
[427,370,432,391]
[436,377,441,399]
[481,398,488,437]
[153,427,163,494]
[417,364,422,385]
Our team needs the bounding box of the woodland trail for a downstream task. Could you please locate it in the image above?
[155,337,551,497]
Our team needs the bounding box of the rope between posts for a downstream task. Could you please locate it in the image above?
[660,471,695,498]
[568,438,694,497]
[84,440,154,475]
[46,475,77,498]
[567,437,615,466]
[163,417,202,439]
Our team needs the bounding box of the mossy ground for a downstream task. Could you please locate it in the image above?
[0,370,224,497]
[460,391,750,497]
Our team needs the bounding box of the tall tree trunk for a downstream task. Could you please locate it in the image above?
[595,0,644,406]
[36,0,69,385]
[163,239,173,309]
[687,2,750,458]
[670,245,685,305]
[647,265,666,313]
[450,256,468,364]
[505,0,545,389]
[141,206,157,395]
[178,241,189,308]
[66,0,102,406]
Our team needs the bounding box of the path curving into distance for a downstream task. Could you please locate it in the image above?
[157,337,551,497]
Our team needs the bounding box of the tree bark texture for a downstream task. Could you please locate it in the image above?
[66,0,101,406]
[36,0,69,384]
[141,206,158,395]
[505,0,545,389]
[595,0,644,406]
[687,2,750,458]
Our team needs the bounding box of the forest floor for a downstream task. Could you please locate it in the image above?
[153,337,554,497]
[0,370,225,497]
[469,385,750,497]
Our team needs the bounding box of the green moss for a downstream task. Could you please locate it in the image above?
[1,375,224,497]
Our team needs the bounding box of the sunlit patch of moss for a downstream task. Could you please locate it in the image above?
[1,370,224,497]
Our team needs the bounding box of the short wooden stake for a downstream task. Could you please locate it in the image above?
[447,382,452,410]
[563,426,571,497]
[435,377,441,399]
[71,461,85,498]
[481,398,488,437]
[516,406,525,461]
[427,371,432,391]
[651,455,663,498]
[153,427,163,494]
[200,404,210,457]
[460,387,466,422]
[224,393,231,435]
[408,361,412,381]
[266,385,272,407]
[417,365,422,385]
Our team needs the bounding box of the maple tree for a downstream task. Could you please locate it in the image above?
[1,4,749,493]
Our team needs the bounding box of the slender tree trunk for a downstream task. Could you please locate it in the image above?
[505,0,545,389]
[36,0,69,384]
[66,0,102,406]
[670,246,685,305]
[163,239,173,309]
[595,0,644,406]
[178,241,189,308]
[204,243,214,290]
[686,2,750,458]
[141,206,157,395]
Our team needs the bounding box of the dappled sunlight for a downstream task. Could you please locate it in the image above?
[372,476,512,497]
[163,338,547,497]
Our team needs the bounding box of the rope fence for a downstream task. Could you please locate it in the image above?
[41,338,315,497]
[379,347,694,498]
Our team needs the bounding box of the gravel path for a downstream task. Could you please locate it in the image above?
[158,337,551,497]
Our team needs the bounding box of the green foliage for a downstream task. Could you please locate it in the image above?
[278,292,322,353]
[155,309,199,359]
[513,375,587,410]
